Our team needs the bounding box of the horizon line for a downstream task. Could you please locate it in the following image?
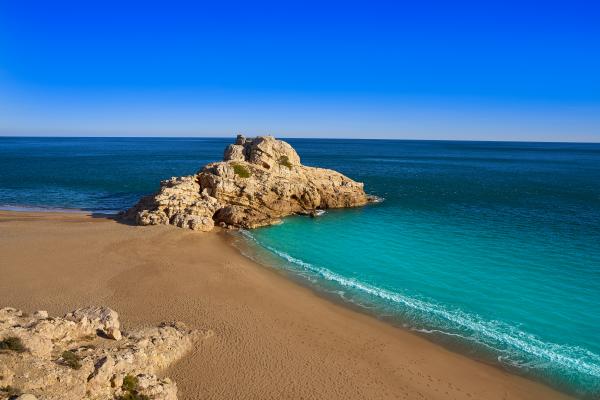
[1,134,599,145]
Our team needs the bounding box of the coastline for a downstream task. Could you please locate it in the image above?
[0,210,573,400]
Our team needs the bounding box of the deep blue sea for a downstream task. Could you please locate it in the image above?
[1,137,599,397]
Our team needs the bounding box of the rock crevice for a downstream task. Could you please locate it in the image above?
[124,135,370,231]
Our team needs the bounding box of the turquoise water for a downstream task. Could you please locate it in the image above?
[1,137,599,397]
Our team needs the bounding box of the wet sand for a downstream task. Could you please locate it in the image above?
[0,211,572,399]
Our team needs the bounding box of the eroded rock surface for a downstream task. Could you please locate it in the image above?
[0,307,209,400]
[123,135,371,231]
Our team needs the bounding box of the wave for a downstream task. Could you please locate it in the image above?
[239,229,600,389]
[368,195,385,203]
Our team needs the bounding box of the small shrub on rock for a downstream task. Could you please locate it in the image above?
[0,336,26,353]
[61,350,82,370]
[118,389,150,400]
[118,375,149,400]
[278,155,293,169]
[0,385,22,397]
[232,163,251,178]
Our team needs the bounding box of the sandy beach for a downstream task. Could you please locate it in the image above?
[0,211,572,400]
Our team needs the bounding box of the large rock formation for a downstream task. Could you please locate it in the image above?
[124,135,370,231]
[0,306,211,400]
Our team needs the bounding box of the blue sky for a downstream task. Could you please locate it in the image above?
[1,1,599,141]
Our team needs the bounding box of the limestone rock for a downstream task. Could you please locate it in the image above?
[224,143,245,162]
[32,311,48,319]
[65,306,122,340]
[0,306,206,400]
[129,176,218,232]
[228,134,301,170]
[16,395,38,400]
[123,135,371,231]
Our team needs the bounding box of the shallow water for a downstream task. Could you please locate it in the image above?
[1,137,599,397]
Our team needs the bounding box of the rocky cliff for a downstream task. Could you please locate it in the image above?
[0,306,211,400]
[123,135,370,231]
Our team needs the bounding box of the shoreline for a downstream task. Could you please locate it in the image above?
[229,227,582,397]
[0,204,121,214]
[0,210,574,399]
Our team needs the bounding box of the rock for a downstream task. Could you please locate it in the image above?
[235,133,246,145]
[32,310,48,319]
[123,135,372,231]
[0,306,206,400]
[129,176,218,232]
[64,306,122,340]
[233,135,301,170]
[224,143,246,162]
[16,395,38,400]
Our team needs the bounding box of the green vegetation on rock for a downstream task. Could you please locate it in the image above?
[117,375,149,400]
[278,155,293,169]
[232,163,251,178]
[1,385,22,397]
[0,336,26,353]
[61,350,82,370]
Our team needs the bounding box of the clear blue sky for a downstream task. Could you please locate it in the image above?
[1,1,599,141]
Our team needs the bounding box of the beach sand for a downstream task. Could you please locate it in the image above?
[0,211,572,400]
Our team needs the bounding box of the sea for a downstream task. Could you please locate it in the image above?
[1,137,599,398]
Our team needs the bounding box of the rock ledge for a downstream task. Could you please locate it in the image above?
[0,306,208,400]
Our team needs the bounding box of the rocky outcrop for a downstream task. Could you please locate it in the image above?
[123,135,371,231]
[0,306,210,400]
